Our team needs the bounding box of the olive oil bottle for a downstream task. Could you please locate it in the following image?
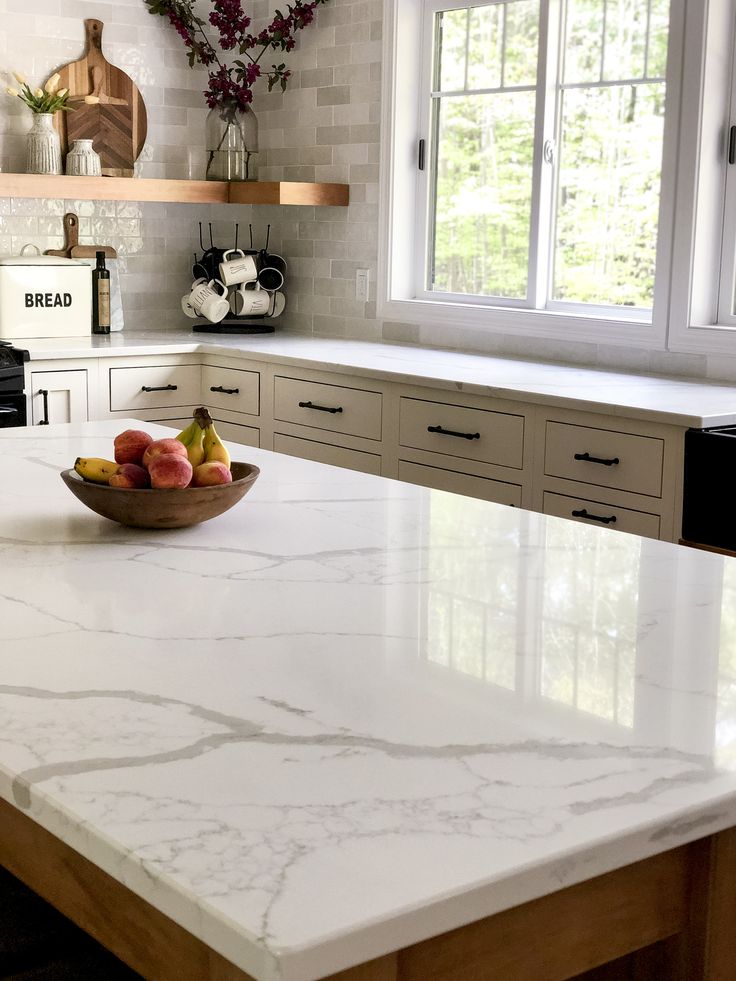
[92,251,111,335]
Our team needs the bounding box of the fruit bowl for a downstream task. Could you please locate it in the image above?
[60,462,260,529]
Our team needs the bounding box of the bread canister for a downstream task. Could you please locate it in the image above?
[0,256,92,339]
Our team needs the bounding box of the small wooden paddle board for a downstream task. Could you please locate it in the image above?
[51,19,147,177]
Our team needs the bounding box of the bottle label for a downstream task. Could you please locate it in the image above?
[97,281,111,328]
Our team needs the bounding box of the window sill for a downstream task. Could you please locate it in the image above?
[378,296,666,350]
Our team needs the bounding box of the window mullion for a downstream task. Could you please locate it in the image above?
[528,0,562,310]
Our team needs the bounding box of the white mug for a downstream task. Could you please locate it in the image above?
[187,277,229,323]
[219,249,259,287]
[271,291,286,317]
[230,282,271,317]
[181,293,198,319]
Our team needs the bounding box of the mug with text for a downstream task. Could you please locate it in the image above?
[219,249,259,287]
[230,281,271,317]
[185,277,229,323]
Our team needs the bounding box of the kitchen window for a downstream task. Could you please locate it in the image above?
[419,0,670,317]
[379,0,689,348]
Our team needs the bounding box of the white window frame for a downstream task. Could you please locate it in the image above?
[377,0,688,350]
[667,0,736,355]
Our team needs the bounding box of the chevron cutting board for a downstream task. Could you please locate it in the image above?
[51,19,147,178]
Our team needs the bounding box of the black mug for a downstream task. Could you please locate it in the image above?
[257,253,286,292]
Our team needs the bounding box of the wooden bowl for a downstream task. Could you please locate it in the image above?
[60,462,260,529]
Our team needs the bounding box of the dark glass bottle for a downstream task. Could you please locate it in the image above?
[92,251,111,335]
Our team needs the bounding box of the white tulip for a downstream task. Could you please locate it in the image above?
[34,88,44,99]
[12,71,26,85]
[84,95,100,105]
[45,72,61,94]
[57,88,68,98]
[5,86,19,97]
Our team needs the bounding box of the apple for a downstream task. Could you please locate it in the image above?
[148,453,193,489]
[192,461,232,487]
[142,438,188,470]
[114,429,153,466]
[109,463,150,489]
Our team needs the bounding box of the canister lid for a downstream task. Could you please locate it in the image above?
[0,256,89,266]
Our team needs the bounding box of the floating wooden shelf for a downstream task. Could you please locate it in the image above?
[0,173,349,207]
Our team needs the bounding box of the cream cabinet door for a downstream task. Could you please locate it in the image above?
[29,370,88,425]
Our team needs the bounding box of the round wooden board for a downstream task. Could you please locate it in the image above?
[52,19,147,177]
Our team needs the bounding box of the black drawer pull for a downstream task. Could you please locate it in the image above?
[38,389,49,425]
[574,451,619,467]
[571,508,617,525]
[210,385,240,395]
[141,384,178,393]
[428,425,480,441]
[298,400,343,414]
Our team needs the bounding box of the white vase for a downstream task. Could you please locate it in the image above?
[66,139,102,177]
[26,113,62,175]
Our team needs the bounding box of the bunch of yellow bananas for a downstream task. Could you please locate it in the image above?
[176,407,230,469]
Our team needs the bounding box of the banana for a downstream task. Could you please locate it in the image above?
[175,420,198,444]
[175,415,207,467]
[74,457,119,484]
[185,424,206,468]
[203,421,230,469]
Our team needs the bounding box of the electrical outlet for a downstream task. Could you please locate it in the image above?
[355,268,370,302]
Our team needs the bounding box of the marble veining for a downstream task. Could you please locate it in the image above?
[3,420,736,980]
[19,330,736,427]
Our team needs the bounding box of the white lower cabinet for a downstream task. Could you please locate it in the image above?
[273,432,381,475]
[29,351,684,543]
[398,460,522,507]
[29,370,88,425]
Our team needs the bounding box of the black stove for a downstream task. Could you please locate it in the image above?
[0,340,29,428]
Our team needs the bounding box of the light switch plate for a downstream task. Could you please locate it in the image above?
[355,268,370,302]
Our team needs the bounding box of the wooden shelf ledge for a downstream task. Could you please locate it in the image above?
[0,173,349,207]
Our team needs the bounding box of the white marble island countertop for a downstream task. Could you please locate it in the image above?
[2,420,736,981]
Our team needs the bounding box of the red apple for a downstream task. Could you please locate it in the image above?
[142,438,188,470]
[114,429,153,466]
[109,463,150,489]
[191,461,232,487]
[148,453,193,489]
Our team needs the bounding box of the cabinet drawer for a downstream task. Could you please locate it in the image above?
[543,492,661,538]
[210,419,259,449]
[202,365,259,416]
[109,365,201,411]
[545,421,663,498]
[274,432,381,476]
[399,397,524,470]
[274,376,382,440]
[399,460,521,507]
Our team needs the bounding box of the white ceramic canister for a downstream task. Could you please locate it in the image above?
[66,139,102,177]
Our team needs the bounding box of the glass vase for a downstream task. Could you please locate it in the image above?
[205,101,258,182]
[26,113,62,175]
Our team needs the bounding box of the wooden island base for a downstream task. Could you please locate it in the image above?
[1,798,734,981]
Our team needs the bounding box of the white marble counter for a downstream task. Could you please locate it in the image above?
[2,419,736,980]
[18,329,736,427]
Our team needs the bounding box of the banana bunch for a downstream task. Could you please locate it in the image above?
[74,457,119,484]
[176,407,230,469]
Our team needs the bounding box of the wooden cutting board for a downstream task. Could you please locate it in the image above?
[44,213,117,260]
[51,19,147,178]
